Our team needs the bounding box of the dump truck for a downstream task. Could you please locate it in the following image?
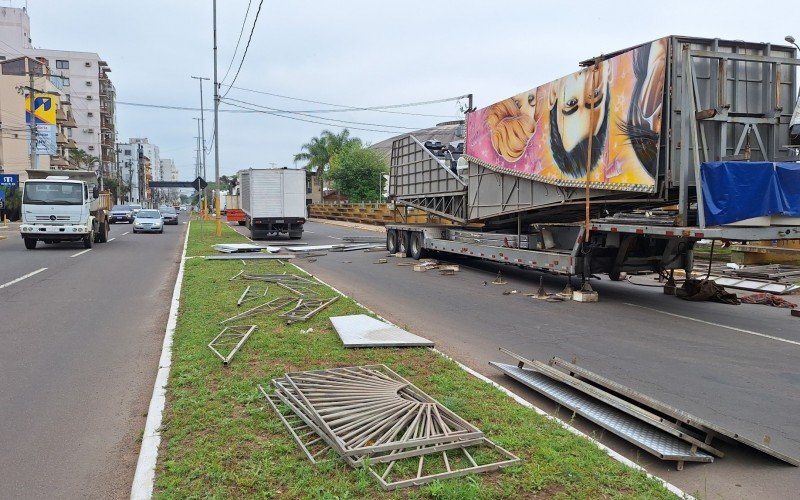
[239,168,306,239]
[386,35,800,296]
[19,169,111,249]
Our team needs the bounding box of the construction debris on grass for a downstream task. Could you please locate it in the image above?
[260,364,519,490]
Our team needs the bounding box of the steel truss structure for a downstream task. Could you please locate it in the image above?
[262,365,519,490]
[237,285,269,306]
[277,281,322,297]
[278,296,339,323]
[220,297,296,325]
[208,325,258,365]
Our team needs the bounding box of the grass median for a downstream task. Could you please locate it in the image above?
[155,220,677,498]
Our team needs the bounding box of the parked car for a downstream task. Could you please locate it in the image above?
[159,206,179,225]
[109,204,134,224]
[132,209,164,233]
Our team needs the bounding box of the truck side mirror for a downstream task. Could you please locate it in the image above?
[92,186,99,199]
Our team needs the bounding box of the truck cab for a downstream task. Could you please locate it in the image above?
[19,170,110,250]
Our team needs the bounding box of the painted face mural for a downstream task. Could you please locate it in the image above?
[466,38,669,192]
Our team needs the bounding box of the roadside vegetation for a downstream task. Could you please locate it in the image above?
[295,128,388,203]
[155,221,677,498]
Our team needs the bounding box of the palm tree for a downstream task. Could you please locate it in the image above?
[294,129,362,196]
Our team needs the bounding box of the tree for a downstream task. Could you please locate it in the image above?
[294,129,362,192]
[327,143,388,203]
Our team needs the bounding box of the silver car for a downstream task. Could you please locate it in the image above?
[132,209,164,233]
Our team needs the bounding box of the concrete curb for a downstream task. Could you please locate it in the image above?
[290,261,693,500]
[130,222,191,499]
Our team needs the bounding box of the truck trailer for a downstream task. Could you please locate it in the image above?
[19,170,111,249]
[386,35,800,295]
[239,168,306,239]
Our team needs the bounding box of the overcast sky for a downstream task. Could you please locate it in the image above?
[18,0,800,181]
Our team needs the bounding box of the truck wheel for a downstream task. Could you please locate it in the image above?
[386,229,397,253]
[98,221,109,243]
[409,232,424,260]
[237,221,246,226]
[608,270,625,281]
[84,230,94,249]
[397,231,409,256]
[24,238,37,250]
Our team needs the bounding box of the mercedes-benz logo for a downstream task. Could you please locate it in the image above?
[49,214,56,221]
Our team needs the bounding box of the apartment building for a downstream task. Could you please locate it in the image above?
[0,56,77,180]
[117,138,161,204]
[0,7,115,176]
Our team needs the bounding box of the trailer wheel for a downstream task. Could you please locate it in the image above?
[386,229,397,253]
[409,232,423,260]
[397,230,409,256]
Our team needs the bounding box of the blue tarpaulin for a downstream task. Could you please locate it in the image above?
[700,162,800,226]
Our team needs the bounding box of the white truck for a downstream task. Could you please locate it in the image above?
[19,170,111,250]
[238,168,306,239]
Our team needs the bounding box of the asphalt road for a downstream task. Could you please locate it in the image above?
[0,220,186,499]
[238,220,800,499]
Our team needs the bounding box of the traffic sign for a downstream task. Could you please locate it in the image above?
[0,174,19,187]
[193,177,208,191]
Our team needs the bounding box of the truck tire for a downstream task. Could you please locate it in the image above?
[98,221,109,243]
[397,230,409,256]
[24,238,37,250]
[409,232,424,260]
[386,229,397,253]
[84,230,94,249]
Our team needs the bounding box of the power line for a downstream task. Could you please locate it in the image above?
[221,0,264,98]
[220,0,253,85]
[222,97,420,130]
[220,84,463,118]
[221,100,420,134]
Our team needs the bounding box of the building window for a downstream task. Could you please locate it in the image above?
[85,81,92,86]
[62,77,70,86]
[88,145,95,151]
[56,60,69,69]
[84,62,91,68]
[87,112,93,117]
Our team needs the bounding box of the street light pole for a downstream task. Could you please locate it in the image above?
[212,0,222,236]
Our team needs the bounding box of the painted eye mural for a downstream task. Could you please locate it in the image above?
[466,37,668,192]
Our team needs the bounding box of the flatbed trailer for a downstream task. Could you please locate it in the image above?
[386,36,800,290]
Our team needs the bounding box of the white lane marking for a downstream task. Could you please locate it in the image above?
[122,231,130,236]
[70,249,92,258]
[0,267,48,289]
[327,235,342,240]
[108,238,116,242]
[305,231,315,234]
[625,302,800,347]
[131,220,191,499]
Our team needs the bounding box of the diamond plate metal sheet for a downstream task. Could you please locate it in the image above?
[491,363,713,462]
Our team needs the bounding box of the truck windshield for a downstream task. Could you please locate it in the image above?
[23,182,83,205]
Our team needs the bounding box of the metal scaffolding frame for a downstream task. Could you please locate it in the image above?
[207,325,258,365]
[262,364,520,490]
[237,285,269,306]
[278,296,339,323]
[220,297,296,325]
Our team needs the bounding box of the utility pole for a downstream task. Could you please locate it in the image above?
[28,68,38,170]
[193,117,203,215]
[191,76,210,219]
[212,0,222,236]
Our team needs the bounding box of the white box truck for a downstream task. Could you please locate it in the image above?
[239,168,306,239]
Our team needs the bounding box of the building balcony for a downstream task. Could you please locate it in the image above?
[67,139,78,149]
[49,155,70,168]
[57,132,68,145]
